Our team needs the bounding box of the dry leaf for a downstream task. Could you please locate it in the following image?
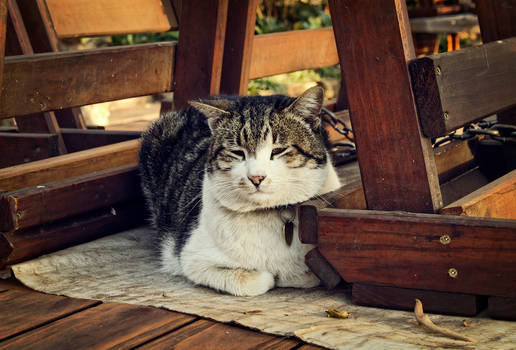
[414,299,476,343]
[243,310,262,315]
[463,320,470,327]
[326,309,349,319]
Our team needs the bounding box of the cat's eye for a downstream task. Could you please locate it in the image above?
[229,150,246,159]
[270,147,288,160]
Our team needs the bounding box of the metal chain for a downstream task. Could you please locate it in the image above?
[320,107,356,165]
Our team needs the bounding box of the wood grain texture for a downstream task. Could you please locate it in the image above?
[0,42,175,118]
[299,205,318,244]
[305,248,342,289]
[488,296,516,320]
[2,200,146,267]
[317,208,516,297]
[0,132,59,168]
[219,0,258,95]
[173,0,228,110]
[440,169,516,219]
[14,113,67,154]
[476,0,516,43]
[249,28,338,79]
[45,0,178,38]
[0,164,140,231]
[0,288,99,342]
[139,319,299,350]
[434,140,476,184]
[352,283,484,316]
[61,129,141,153]
[328,0,442,213]
[409,38,516,137]
[1,302,195,349]
[0,0,7,88]
[0,139,139,192]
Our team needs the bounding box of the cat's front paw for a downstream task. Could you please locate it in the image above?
[276,271,320,288]
[231,269,275,297]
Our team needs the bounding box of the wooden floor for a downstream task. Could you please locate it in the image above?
[0,278,323,350]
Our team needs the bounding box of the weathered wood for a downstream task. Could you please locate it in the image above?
[409,38,516,137]
[219,0,258,95]
[299,205,318,245]
[173,0,228,110]
[249,28,339,80]
[0,302,195,349]
[0,0,7,89]
[329,0,442,213]
[0,43,175,118]
[0,132,59,168]
[139,319,299,350]
[317,208,516,297]
[16,0,58,52]
[434,139,476,184]
[5,0,32,55]
[352,283,484,316]
[0,288,99,342]
[0,233,12,268]
[440,167,490,206]
[45,0,178,38]
[305,248,342,290]
[15,113,67,153]
[0,164,140,231]
[61,128,141,153]
[488,296,516,320]
[0,139,139,192]
[440,169,516,219]
[2,200,146,267]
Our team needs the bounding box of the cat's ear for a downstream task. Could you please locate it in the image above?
[285,86,324,130]
[189,100,232,131]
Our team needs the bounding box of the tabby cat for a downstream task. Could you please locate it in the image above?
[139,86,341,296]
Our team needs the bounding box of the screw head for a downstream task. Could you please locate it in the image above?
[443,112,449,121]
[435,66,442,75]
[440,235,451,245]
[448,268,458,278]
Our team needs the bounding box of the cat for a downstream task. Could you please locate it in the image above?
[139,86,341,296]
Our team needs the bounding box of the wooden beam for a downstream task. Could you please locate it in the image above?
[219,0,258,95]
[409,38,516,137]
[317,208,516,297]
[305,248,342,289]
[172,0,228,110]
[16,0,58,52]
[352,283,484,316]
[0,164,140,231]
[434,139,476,184]
[60,128,140,153]
[0,132,59,168]
[1,200,146,268]
[0,43,175,118]
[249,28,339,80]
[0,0,7,89]
[44,0,178,38]
[328,0,442,213]
[441,169,516,219]
[488,296,516,320]
[0,139,139,192]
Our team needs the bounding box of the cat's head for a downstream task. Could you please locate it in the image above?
[190,86,337,212]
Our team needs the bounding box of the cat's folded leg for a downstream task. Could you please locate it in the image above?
[276,271,320,289]
[182,259,275,296]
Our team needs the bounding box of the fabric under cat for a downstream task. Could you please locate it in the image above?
[139,86,341,296]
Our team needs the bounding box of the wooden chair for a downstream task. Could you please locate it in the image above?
[0,0,230,268]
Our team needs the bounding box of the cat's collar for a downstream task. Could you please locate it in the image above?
[279,205,296,247]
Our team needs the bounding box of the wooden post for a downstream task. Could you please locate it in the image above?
[328,0,442,213]
[0,0,7,89]
[172,0,229,110]
[219,0,259,96]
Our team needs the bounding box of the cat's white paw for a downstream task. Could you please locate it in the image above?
[230,269,275,297]
[276,271,320,288]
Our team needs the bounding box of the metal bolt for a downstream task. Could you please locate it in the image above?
[435,66,442,75]
[440,234,451,245]
[448,268,458,278]
[443,112,449,121]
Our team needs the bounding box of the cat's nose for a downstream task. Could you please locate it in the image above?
[248,175,266,187]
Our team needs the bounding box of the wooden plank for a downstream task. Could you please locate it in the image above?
[1,302,196,349]
[219,0,259,95]
[0,232,13,268]
[0,139,139,192]
[45,0,177,38]
[0,288,99,342]
[15,113,67,154]
[440,169,516,219]
[352,283,484,316]
[249,28,339,80]
[0,132,59,168]
[328,0,442,213]
[0,0,7,89]
[139,319,299,350]
[172,0,228,110]
[2,200,146,267]
[409,38,516,137]
[0,164,140,231]
[305,248,342,290]
[434,139,476,184]
[16,0,58,52]
[317,208,516,297]
[0,43,175,119]
[61,128,141,153]
[488,296,516,320]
